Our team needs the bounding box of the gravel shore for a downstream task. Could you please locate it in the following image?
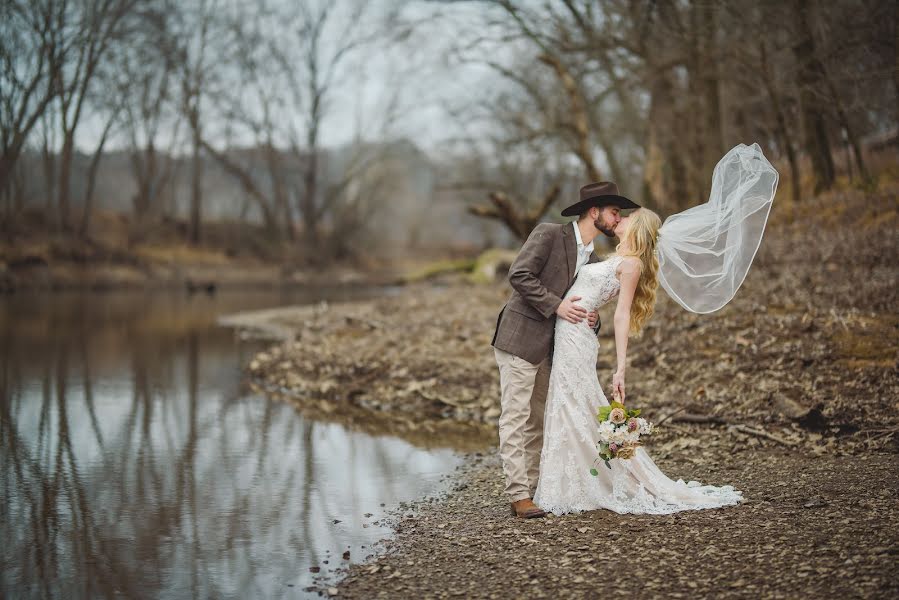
[322,448,898,599]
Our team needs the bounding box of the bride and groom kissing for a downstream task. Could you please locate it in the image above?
[491,144,779,518]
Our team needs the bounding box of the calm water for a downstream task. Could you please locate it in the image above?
[0,288,462,599]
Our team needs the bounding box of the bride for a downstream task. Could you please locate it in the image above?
[533,143,778,515]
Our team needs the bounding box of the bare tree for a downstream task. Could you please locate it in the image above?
[78,103,118,236]
[171,0,220,244]
[279,1,380,254]
[52,0,137,230]
[447,0,895,229]
[108,0,180,229]
[0,1,66,205]
[791,0,835,194]
[196,1,292,242]
[194,0,402,258]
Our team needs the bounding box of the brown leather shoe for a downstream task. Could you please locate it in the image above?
[510,498,546,519]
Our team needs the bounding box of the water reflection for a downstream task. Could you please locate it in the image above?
[0,290,460,599]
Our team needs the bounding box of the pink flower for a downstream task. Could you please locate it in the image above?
[609,407,627,424]
[609,442,619,453]
[627,418,639,432]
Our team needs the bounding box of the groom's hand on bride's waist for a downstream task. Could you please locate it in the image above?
[557,296,588,324]
[587,310,598,330]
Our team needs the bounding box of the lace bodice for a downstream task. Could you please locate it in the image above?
[533,255,743,515]
[567,255,624,312]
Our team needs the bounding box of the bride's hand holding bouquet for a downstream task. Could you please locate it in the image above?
[612,369,626,403]
[591,389,654,474]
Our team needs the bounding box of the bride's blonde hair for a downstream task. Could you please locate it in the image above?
[617,208,662,334]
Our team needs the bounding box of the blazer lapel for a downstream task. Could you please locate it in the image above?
[562,223,577,283]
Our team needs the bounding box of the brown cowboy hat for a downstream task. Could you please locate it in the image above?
[561,181,640,216]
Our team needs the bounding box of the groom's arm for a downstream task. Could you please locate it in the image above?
[508,224,563,319]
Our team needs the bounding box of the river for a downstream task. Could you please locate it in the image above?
[0,288,463,599]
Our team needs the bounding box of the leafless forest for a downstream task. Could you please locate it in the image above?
[1,0,896,273]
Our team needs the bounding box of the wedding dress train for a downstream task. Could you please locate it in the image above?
[533,256,744,515]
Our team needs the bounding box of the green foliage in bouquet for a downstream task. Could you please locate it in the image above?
[596,442,613,471]
[597,401,641,422]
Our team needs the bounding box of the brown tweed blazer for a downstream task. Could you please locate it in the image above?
[491,222,601,365]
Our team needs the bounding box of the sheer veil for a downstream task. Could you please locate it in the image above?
[657,143,779,314]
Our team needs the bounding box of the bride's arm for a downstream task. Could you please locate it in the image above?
[612,258,642,402]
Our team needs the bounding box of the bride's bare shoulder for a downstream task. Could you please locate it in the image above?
[616,255,643,275]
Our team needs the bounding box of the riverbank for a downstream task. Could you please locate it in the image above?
[231,182,897,596]
[0,210,406,292]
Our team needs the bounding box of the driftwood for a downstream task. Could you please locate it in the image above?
[656,409,800,447]
[672,413,728,424]
[656,408,728,426]
[468,184,561,242]
[728,424,800,447]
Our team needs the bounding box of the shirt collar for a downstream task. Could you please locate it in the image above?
[572,221,593,252]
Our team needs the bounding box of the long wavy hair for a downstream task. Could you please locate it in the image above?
[616,208,662,334]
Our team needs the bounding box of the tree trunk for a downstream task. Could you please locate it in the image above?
[189,122,202,244]
[686,1,707,202]
[1,169,10,226]
[792,0,835,194]
[264,142,293,241]
[57,134,74,231]
[643,65,692,213]
[894,3,899,128]
[701,1,724,175]
[0,142,29,200]
[131,140,158,219]
[537,53,602,182]
[41,136,56,214]
[821,68,870,182]
[79,116,115,238]
[302,149,319,248]
[7,160,27,222]
[643,72,674,211]
[760,41,801,202]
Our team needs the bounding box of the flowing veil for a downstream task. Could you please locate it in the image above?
[657,143,779,314]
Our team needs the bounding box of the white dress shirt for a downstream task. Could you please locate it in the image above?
[571,221,594,276]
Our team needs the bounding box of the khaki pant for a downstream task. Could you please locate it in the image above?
[494,347,551,502]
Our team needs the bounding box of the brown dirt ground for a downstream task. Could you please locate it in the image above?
[325,449,898,599]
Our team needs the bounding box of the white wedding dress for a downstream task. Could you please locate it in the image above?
[533,256,744,515]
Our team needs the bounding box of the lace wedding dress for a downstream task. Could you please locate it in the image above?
[533,256,744,515]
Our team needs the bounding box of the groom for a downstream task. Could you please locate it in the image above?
[491,181,639,518]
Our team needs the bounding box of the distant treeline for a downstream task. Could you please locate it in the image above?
[1,0,896,257]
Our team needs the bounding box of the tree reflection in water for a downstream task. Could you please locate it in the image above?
[0,291,460,599]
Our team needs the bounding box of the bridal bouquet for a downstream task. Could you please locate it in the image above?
[591,401,654,474]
